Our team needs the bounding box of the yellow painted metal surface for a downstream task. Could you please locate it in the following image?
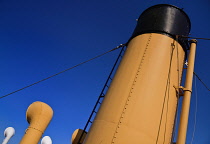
[84,33,185,144]
[177,40,197,144]
[20,101,53,144]
[71,129,87,144]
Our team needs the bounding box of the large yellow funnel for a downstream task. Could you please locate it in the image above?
[20,101,53,144]
[84,4,191,144]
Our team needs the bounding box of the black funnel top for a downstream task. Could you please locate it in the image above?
[130,4,191,50]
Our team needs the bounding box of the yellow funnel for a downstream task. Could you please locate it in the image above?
[71,129,87,144]
[83,4,191,144]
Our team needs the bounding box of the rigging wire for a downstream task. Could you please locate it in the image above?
[190,74,198,144]
[172,36,181,143]
[163,40,178,144]
[163,68,171,144]
[0,44,125,99]
[178,35,210,41]
[156,41,174,144]
[193,72,210,91]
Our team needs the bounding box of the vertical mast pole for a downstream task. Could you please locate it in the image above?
[177,39,197,144]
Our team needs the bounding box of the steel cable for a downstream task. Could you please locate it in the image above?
[0,44,125,99]
[190,75,198,144]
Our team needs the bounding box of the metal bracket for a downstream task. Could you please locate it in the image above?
[174,86,184,96]
[174,86,192,97]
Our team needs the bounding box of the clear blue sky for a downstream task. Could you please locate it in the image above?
[0,0,210,144]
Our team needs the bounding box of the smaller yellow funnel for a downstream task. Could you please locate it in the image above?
[71,129,87,144]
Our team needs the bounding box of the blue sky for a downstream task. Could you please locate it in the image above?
[0,0,210,144]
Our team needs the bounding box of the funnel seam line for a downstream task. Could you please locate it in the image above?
[27,127,44,134]
[111,33,152,143]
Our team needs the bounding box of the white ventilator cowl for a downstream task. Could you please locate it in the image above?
[2,127,15,144]
[41,136,52,144]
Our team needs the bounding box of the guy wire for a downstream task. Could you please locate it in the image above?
[190,74,198,144]
[156,41,174,144]
[0,44,125,99]
[193,72,210,91]
[172,35,181,142]
[178,35,210,41]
